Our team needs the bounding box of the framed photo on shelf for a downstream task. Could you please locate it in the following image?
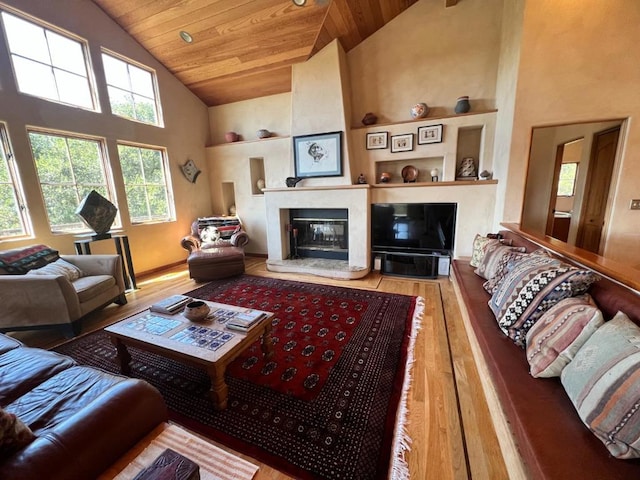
[366,131,388,150]
[293,131,343,178]
[390,133,414,153]
[417,124,443,144]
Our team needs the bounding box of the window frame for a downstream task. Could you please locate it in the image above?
[117,141,175,225]
[557,162,579,197]
[27,128,119,234]
[0,6,100,112]
[0,122,31,239]
[101,49,163,127]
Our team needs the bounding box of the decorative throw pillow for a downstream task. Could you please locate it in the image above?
[0,407,35,459]
[200,226,221,243]
[0,244,59,275]
[526,295,603,377]
[561,312,640,459]
[469,235,495,267]
[26,258,83,281]
[483,249,556,295]
[474,242,526,280]
[489,261,600,347]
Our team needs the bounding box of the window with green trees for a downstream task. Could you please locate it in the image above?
[118,144,174,224]
[1,10,95,110]
[102,51,160,125]
[29,131,117,233]
[0,124,30,239]
[557,163,578,197]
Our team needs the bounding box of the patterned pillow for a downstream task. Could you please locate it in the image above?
[26,258,83,281]
[200,226,221,243]
[561,312,640,458]
[0,245,59,275]
[474,242,526,280]
[469,235,496,267]
[526,295,603,377]
[0,407,35,459]
[483,249,556,295]
[489,261,600,347]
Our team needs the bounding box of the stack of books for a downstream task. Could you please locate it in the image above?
[149,295,191,315]
[226,310,267,332]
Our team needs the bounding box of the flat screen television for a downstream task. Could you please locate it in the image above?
[371,202,457,253]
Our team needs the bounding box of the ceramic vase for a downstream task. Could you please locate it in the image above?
[257,129,271,139]
[225,131,239,142]
[380,172,391,183]
[256,178,265,190]
[454,96,470,114]
[410,103,429,119]
[362,112,377,126]
[184,301,210,321]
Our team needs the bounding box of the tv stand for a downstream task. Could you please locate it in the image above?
[373,249,451,279]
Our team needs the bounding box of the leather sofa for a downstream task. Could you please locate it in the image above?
[0,245,127,337]
[181,217,249,282]
[452,230,640,479]
[0,332,167,480]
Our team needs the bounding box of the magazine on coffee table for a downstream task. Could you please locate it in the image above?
[226,310,268,332]
[150,295,192,314]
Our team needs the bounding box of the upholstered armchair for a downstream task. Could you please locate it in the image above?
[180,217,249,281]
[0,245,126,337]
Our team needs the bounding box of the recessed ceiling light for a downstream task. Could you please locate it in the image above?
[292,0,306,6]
[179,31,193,44]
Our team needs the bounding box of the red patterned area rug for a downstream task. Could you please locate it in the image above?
[54,275,423,480]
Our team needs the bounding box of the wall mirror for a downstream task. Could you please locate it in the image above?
[520,118,624,257]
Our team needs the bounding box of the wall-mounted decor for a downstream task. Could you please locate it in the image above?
[366,131,388,150]
[293,131,343,178]
[180,159,201,183]
[390,133,414,153]
[417,124,443,144]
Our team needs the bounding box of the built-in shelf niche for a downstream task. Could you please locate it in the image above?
[221,182,236,215]
[456,126,483,180]
[374,157,443,184]
[249,157,266,195]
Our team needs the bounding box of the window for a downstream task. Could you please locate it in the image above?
[0,124,30,238]
[102,51,160,125]
[557,162,578,196]
[117,144,174,223]
[29,131,116,233]
[1,10,96,110]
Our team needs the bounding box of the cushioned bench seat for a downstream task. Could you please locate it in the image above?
[451,230,640,479]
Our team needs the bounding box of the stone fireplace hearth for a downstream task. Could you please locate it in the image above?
[263,185,370,279]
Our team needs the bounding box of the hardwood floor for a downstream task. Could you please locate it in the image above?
[12,257,508,480]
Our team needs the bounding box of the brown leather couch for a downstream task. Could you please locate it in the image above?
[452,230,640,479]
[0,333,167,480]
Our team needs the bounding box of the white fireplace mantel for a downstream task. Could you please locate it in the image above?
[263,185,371,276]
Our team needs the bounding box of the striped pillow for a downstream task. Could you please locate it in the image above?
[474,242,526,280]
[526,295,603,378]
[561,312,640,459]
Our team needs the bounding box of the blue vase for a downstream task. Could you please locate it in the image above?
[455,96,470,114]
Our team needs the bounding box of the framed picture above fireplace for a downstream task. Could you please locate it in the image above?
[293,131,343,178]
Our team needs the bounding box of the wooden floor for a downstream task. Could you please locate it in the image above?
[13,257,508,480]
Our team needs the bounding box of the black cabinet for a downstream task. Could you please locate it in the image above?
[373,250,450,279]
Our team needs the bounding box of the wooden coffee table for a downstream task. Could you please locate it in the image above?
[105,300,274,410]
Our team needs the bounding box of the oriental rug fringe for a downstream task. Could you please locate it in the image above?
[54,275,423,479]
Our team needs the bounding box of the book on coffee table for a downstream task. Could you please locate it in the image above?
[226,310,268,332]
[150,295,192,314]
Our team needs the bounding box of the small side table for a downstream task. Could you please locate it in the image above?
[74,233,137,291]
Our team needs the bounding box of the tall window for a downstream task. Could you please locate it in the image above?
[102,52,160,125]
[0,124,30,238]
[1,10,96,110]
[557,163,579,196]
[29,131,116,233]
[117,144,174,223]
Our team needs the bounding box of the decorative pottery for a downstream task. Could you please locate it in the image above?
[379,172,392,183]
[430,167,439,182]
[479,170,492,180]
[256,178,265,190]
[224,131,239,142]
[457,157,477,179]
[410,102,429,119]
[401,165,419,183]
[229,204,237,215]
[286,176,303,187]
[454,96,470,114]
[257,129,271,139]
[357,173,367,184]
[184,300,210,321]
[362,112,377,126]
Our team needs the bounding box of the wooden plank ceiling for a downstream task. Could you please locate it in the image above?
[92,0,420,106]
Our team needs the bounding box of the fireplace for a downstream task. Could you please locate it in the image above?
[289,209,348,260]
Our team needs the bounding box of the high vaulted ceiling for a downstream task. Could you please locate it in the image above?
[91,0,422,106]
